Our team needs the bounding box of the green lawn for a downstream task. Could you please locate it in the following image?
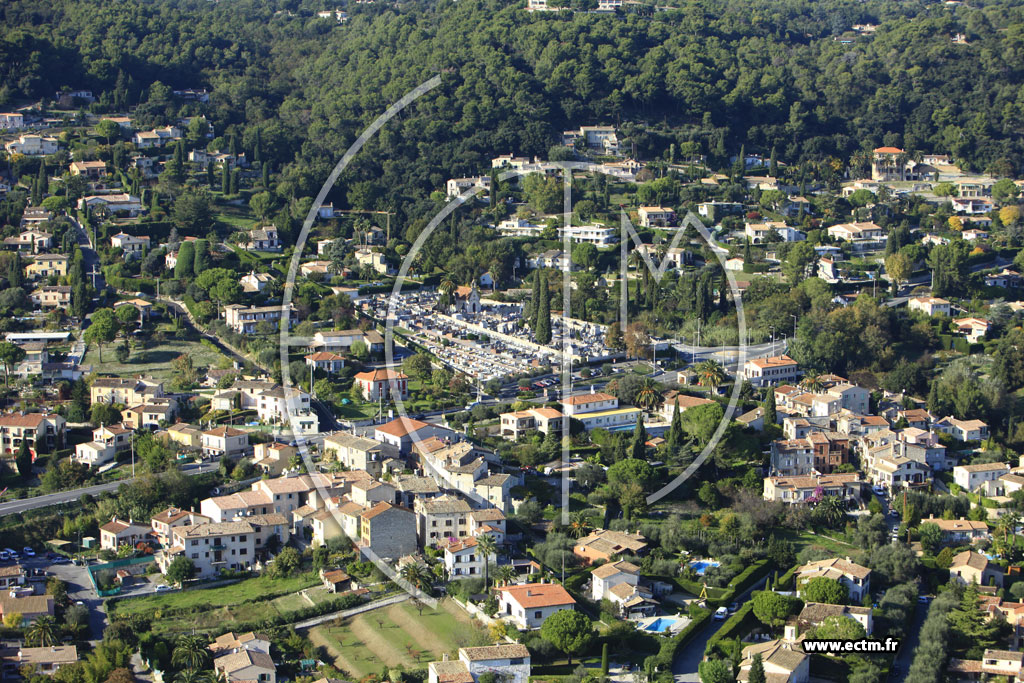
[214,211,257,230]
[308,599,483,679]
[111,573,319,630]
[84,336,229,380]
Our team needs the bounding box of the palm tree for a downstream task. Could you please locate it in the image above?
[174,669,216,683]
[695,359,727,394]
[635,377,664,412]
[568,511,594,540]
[494,564,517,587]
[439,276,456,297]
[800,373,825,393]
[816,496,846,529]
[26,615,58,647]
[172,635,211,672]
[400,563,427,592]
[476,534,498,589]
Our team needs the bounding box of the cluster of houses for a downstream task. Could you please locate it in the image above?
[703,352,997,506]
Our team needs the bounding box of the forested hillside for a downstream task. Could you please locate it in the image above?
[3,0,1024,234]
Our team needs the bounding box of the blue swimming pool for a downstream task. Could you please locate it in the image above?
[689,560,721,575]
[644,617,680,632]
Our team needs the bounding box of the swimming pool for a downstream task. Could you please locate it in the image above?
[644,617,681,633]
[689,560,721,575]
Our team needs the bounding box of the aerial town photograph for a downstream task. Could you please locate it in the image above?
[0,1,1024,683]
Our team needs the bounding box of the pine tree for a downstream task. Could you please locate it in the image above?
[764,388,776,425]
[535,276,551,345]
[630,416,647,460]
[221,163,230,194]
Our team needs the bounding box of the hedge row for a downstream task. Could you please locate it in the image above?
[704,601,757,659]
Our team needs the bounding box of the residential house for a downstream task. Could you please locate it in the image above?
[637,206,675,227]
[952,318,990,343]
[826,221,885,242]
[908,296,951,316]
[30,285,71,309]
[499,408,564,439]
[354,368,409,401]
[213,649,277,683]
[99,517,151,550]
[0,595,54,626]
[929,517,991,546]
[950,550,1003,587]
[24,253,68,279]
[736,639,808,683]
[763,473,863,504]
[157,520,257,578]
[252,442,298,476]
[240,270,274,293]
[741,355,799,387]
[5,228,53,253]
[446,176,491,198]
[132,126,181,148]
[244,226,282,252]
[0,412,66,455]
[954,462,1009,493]
[0,565,25,589]
[444,537,488,578]
[985,269,1022,289]
[573,529,648,564]
[936,416,989,442]
[305,352,345,374]
[73,440,116,467]
[416,495,473,545]
[201,426,250,459]
[359,502,417,561]
[495,583,576,629]
[374,417,454,454]
[110,232,150,257]
[796,557,871,602]
[590,560,640,602]
[90,377,164,405]
[0,113,24,129]
[222,303,294,334]
[0,645,77,677]
[867,454,931,491]
[80,195,143,216]
[69,160,107,178]
[4,135,58,156]
[322,432,399,479]
[121,401,177,430]
[796,602,873,636]
[151,507,212,548]
[870,147,915,181]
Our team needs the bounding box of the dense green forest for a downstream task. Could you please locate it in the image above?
[3,0,1024,239]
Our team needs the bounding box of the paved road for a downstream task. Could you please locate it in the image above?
[672,581,765,682]
[0,462,219,517]
[889,601,927,682]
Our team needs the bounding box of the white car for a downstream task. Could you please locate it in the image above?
[713,606,729,620]
[155,584,174,592]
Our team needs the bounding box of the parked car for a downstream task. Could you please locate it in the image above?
[155,584,174,592]
[714,606,729,620]
[0,551,9,562]
[22,547,34,557]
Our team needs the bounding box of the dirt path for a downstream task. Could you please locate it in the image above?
[309,627,366,678]
[349,613,409,667]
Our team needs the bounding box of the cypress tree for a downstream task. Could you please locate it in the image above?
[207,161,215,188]
[229,133,238,157]
[253,128,262,163]
[630,416,647,460]
[748,654,765,683]
[530,269,541,327]
[175,241,195,280]
[601,644,609,675]
[744,237,752,264]
[36,162,46,202]
[769,146,778,177]
[666,399,683,451]
[764,388,777,426]
[718,270,728,311]
[221,162,230,194]
[229,168,239,196]
[535,276,551,345]
[174,140,184,169]
[193,239,210,276]
[262,162,270,189]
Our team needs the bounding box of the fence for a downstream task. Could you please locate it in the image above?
[88,555,156,596]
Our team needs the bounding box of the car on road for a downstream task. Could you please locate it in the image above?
[22,547,34,557]
[51,556,70,565]
[713,606,729,620]
[155,584,174,592]
[918,595,931,603]
[872,485,885,496]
